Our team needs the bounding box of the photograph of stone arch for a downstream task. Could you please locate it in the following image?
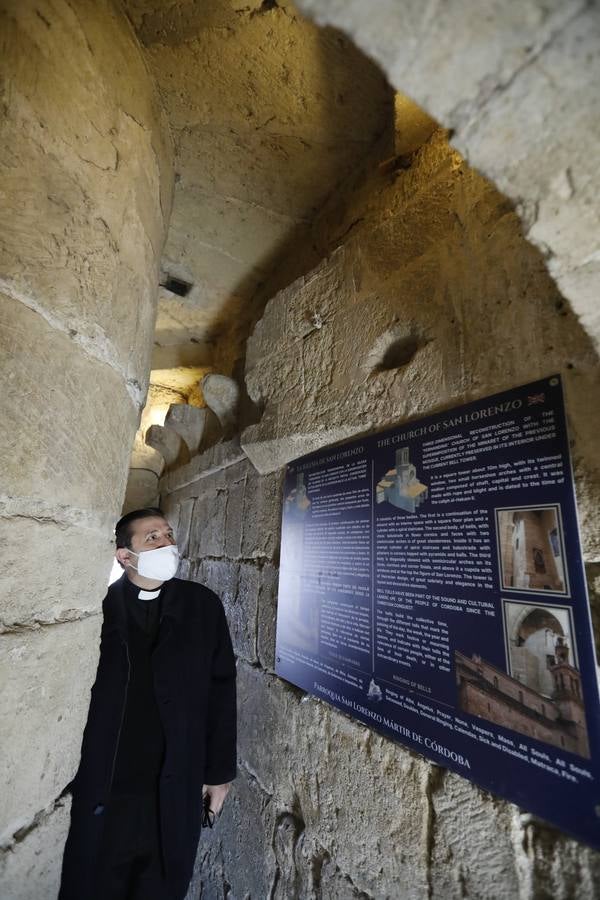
[455,600,590,759]
[496,505,568,595]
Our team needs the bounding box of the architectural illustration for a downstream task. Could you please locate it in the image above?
[456,635,589,758]
[376,447,428,512]
[497,506,566,593]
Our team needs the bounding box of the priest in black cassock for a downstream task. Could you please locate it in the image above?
[59,507,237,900]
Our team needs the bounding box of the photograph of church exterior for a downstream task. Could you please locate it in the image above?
[456,602,589,758]
[496,506,567,594]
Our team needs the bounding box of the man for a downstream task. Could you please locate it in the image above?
[59,508,237,900]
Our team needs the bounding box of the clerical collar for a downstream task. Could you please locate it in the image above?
[138,588,161,601]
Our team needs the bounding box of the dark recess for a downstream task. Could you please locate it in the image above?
[162,276,193,297]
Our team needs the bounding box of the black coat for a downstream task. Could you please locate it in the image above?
[59,575,237,900]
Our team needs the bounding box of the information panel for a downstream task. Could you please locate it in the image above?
[275,375,600,847]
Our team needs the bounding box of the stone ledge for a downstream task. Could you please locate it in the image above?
[162,439,247,496]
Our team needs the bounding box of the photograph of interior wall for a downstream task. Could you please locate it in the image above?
[285,472,312,514]
[456,615,590,757]
[503,600,577,691]
[496,506,568,594]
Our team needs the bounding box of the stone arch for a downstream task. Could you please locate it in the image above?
[296,0,600,353]
[514,606,565,645]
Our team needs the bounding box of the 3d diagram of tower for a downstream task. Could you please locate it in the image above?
[376,447,428,513]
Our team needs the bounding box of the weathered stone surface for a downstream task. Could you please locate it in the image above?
[122,468,160,514]
[240,466,284,562]
[146,423,189,469]
[124,0,392,373]
[242,131,600,558]
[163,439,245,502]
[0,0,172,399]
[0,518,112,630]
[0,616,101,843]
[0,0,171,881]
[232,662,440,898]
[187,768,277,900]
[165,404,205,455]
[0,796,70,900]
[165,403,222,455]
[202,374,241,435]
[195,559,255,663]
[509,813,600,899]
[455,8,600,356]
[429,774,520,898]
[297,0,580,127]
[295,0,600,361]
[0,294,138,514]
[257,563,279,673]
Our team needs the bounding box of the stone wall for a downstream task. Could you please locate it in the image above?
[161,126,600,898]
[0,1,172,895]
[297,0,600,357]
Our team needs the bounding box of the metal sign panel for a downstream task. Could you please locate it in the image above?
[275,375,600,847]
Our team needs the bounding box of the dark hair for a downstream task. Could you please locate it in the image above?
[115,507,166,549]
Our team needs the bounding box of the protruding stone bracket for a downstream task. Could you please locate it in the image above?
[145,424,189,470]
[202,374,240,437]
[164,403,222,455]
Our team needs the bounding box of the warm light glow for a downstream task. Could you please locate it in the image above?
[144,403,170,431]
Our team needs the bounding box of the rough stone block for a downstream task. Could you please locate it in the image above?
[122,468,160,514]
[188,476,227,559]
[241,134,600,548]
[295,0,580,130]
[455,8,600,358]
[236,662,434,897]
[223,471,247,560]
[240,467,284,561]
[232,563,260,664]
[187,769,277,900]
[146,423,188,469]
[195,559,256,664]
[202,374,240,435]
[175,497,196,558]
[0,616,101,842]
[257,563,279,673]
[163,440,245,503]
[0,292,137,515]
[0,0,172,390]
[164,403,222,455]
[0,518,112,630]
[429,773,520,898]
[0,796,71,900]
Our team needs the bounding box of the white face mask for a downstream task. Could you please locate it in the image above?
[129,544,179,581]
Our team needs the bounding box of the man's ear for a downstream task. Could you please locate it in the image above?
[115,547,133,569]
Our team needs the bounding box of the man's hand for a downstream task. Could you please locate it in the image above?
[202,782,231,816]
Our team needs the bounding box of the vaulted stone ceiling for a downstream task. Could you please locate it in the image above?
[123,0,393,389]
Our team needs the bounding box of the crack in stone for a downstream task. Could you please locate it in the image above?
[0,791,69,855]
[0,494,115,532]
[453,0,589,134]
[238,760,274,799]
[0,278,145,409]
[422,764,446,900]
[0,609,98,635]
[163,452,247,495]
